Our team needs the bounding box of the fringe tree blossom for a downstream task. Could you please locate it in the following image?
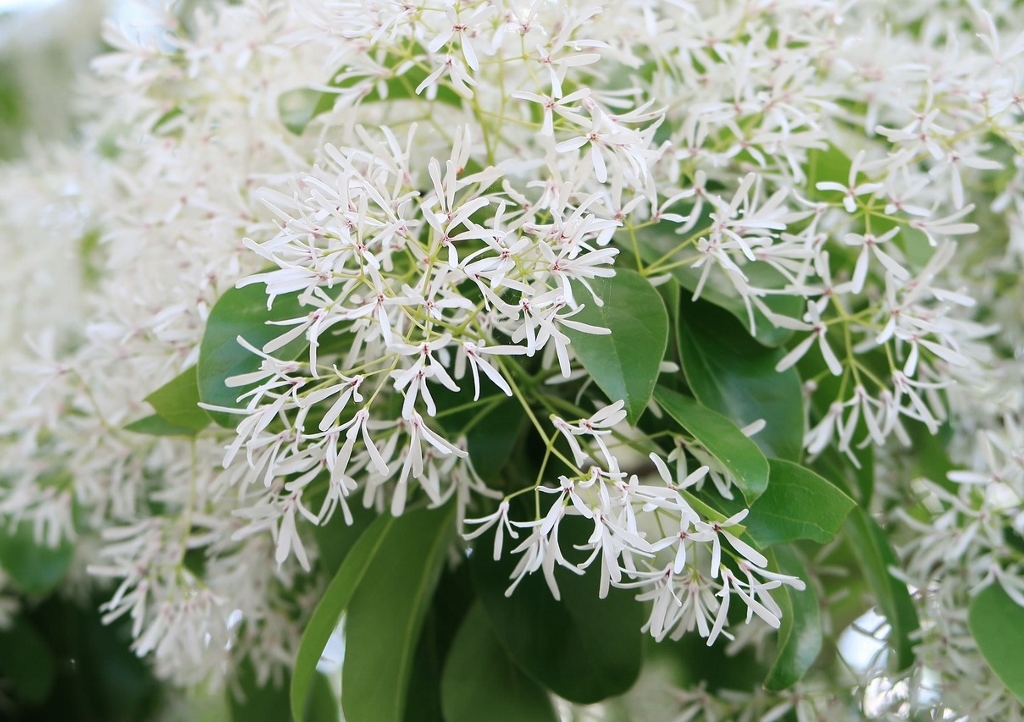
[2,0,1024,718]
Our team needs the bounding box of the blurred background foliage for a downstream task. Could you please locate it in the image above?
[0,0,106,157]
[0,0,229,155]
[0,5,227,719]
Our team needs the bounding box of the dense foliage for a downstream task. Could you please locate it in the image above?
[2,1,1024,720]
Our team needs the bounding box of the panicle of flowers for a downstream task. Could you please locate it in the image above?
[214,0,672,571]
[664,680,856,722]
[618,0,1017,467]
[0,0,343,688]
[3,0,1024,713]
[899,414,1024,602]
[881,386,1024,719]
[465,401,804,646]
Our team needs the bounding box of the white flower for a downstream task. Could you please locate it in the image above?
[815,150,884,213]
[453,341,523,400]
[426,4,496,72]
[843,228,908,294]
[463,499,519,560]
[909,205,979,247]
[695,509,768,579]
[774,301,843,377]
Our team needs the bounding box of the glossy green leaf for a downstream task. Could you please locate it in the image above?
[564,268,668,425]
[969,583,1024,705]
[79,228,103,286]
[673,263,798,347]
[678,299,804,461]
[278,51,463,135]
[901,226,938,268]
[0,520,74,595]
[198,284,307,427]
[656,276,682,366]
[0,619,56,703]
[682,489,747,536]
[290,513,394,722]
[728,263,803,341]
[744,459,855,548]
[441,603,559,722]
[811,441,874,506]
[125,365,211,436]
[342,504,456,722]
[471,516,644,704]
[145,365,208,430]
[653,386,769,504]
[845,507,920,671]
[801,349,879,503]
[658,633,767,699]
[765,547,823,691]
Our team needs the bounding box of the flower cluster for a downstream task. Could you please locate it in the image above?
[1,0,1024,718]
[465,402,804,645]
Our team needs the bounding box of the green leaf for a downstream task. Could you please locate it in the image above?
[342,504,456,722]
[471,515,644,704]
[969,583,1024,705]
[290,512,394,722]
[198,284,307,428]
[79,228,103,286]
[278,88,324,136]
[653,386,769,504]
[811,442,874,506]
[656,276,682,367]
[674,263,799,347]
[145,365,209,431]
[303,672,339,722]
[654,621,767,695]
[845,507,920,671]
[19,593,161,722]
[744,459,855,548]
[0,618,56,703]
[633,224,798,347]
[0,520,74,595]
[464,398,527,480]
[277,50,463,135]
[804,143,852,202]
[563,268,668,425]
[230,657,291,722]
[677,299,804,461]
[310,498,376,578]
[765,547,823,690]
[435,387,528,481]
[907,420,957,493]
[124,413,202,437]
[403,563,476,722]
[441,603,559,722]
[125,365,211,436]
